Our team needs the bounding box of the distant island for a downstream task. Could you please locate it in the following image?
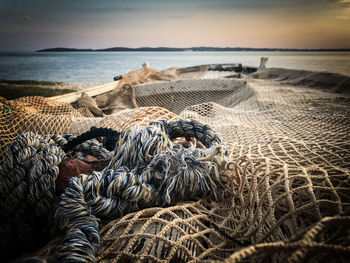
[36,47,350,52]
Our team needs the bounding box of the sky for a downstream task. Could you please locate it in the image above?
[0,0,349,51]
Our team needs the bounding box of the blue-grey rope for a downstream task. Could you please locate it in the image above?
[0,133,111,260]
[0,133,66,258]
[0,119,228,262]
[54,120,228,262]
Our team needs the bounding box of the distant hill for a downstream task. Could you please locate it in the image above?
[37,47,94,52]
[36,47,350,52]
[99,47,185,52]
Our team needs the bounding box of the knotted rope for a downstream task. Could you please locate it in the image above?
[0,133,67,258]
[0,119,229,262]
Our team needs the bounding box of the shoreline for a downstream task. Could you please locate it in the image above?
[1,52,349,82]
[0,80,104,100]
[2,65,350,101]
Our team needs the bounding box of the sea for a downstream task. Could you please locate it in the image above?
[0,51,349,83]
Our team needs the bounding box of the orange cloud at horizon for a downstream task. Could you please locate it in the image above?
[92,9,349,49]
[1,0,349,50]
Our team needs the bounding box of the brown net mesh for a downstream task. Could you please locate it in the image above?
[1,69,350,262]
[0,96,83,164]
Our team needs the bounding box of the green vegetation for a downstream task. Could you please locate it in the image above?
[0,79,63,86]
[0,80,74,100]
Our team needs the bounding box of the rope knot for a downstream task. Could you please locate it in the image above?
[1,119,228,262]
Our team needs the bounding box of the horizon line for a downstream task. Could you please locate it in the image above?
[35,46,350,52]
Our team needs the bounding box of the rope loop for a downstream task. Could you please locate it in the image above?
[0,132,66,259]
[0,119,229,262]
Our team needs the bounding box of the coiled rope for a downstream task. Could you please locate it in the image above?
[0,119,229,262]
[0,133,67,258]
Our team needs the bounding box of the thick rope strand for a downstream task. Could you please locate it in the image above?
[54,120,228,262]
[0,133,66,259]
[0,119,228,262]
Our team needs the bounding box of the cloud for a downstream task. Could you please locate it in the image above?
[336,15,349,19]
[169,14,201,20]
[330,0,350,19]
[329,0,350,7]
[23,15,33,21]
[0,12,34,26]
[83,6,137,14]
[169,15,191,20]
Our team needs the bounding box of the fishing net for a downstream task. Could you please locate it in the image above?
[0,68,350,262]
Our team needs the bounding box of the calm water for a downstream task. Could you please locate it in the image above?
[0,51,349,82]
